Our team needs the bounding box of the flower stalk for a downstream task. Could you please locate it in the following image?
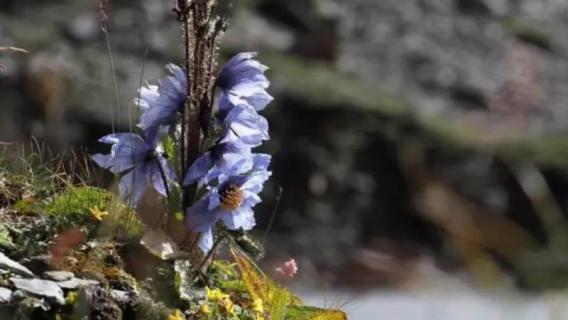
[93,0,273,262]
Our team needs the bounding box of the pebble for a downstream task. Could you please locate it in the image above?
[10,278,64,305]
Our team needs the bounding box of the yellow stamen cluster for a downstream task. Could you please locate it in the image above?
[219,185,244,211]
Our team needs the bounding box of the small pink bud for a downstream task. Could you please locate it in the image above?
[275,259,298,278]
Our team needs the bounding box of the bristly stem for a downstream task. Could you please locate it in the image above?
[175,0,226,210]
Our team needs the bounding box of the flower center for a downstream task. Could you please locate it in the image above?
[219,184,243,211]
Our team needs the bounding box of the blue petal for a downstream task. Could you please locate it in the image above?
[221,207,256,231]
[137,64,187,132]
[150,156,176,197]
[252,153,271,172]
[207,143,253,179]
[208,189,221,211]
[246,91,273,112]
[186,196,219,233]
[241,191,262,208]
[119,165,149,207]
[93,133,148,174]
[183,151,214,186]
[91,153,113,170]
[219,52,268,89]
[220,106,269,147]
[135,85,160,110]
[198,229,214,253]
[218,52,272,111]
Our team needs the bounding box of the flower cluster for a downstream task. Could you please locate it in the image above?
[92,64,186,207]
[185,53,273,252]
[92,53,272,253]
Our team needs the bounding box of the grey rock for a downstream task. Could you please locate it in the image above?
[10,278,64,305]
[44,271,74,282]
[111,290,129,303]
[0,287,12,303]
[0,252,34,278]
[57,278,99,290]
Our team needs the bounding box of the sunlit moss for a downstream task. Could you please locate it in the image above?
[43,186,110,216]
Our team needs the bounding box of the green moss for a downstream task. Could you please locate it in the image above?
[43,186,110,216]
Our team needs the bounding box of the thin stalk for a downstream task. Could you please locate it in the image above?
[102,26,120,133]
[199,232,224,271]
[154,157,171,227]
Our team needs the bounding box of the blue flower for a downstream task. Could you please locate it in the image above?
[218,52,273,112]
[183,142,253,186]
[136,64,187,132]
[92,130,176,207]
[217,99,270,148]
[186,154,271,252]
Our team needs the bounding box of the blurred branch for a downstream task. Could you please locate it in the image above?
[0,47,28,53]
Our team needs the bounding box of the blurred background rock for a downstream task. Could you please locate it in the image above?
[3,0,568,317]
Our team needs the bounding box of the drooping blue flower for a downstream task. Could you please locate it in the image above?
[218,52,273,112]
[217,99,270,148]
[92,130,176,207]
[186,154,272,252]
[183,142,253,186]
[136,64,187,132]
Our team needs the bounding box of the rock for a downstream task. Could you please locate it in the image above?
[57,278,99,290]
[0,287,12,303]
[0,252,34,278]
[174,260,196,303]
[110,290,129,304]
[10,278,64,305]
[44,271,74,282]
